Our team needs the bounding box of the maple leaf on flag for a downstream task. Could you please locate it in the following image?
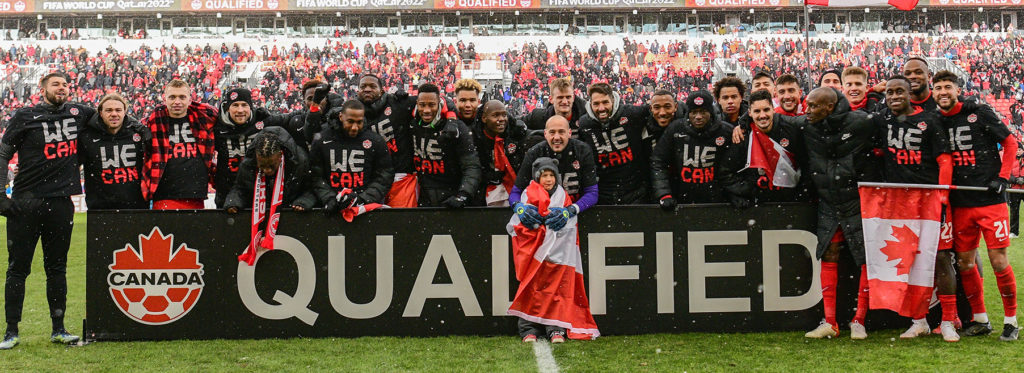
[880,225,919,276]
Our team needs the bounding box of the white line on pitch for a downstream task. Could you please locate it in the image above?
[533,340,560,373]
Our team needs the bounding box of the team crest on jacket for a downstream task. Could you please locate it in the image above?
[363,139,372,149]
[780,138,790,147]
[70,107,79,115]
[384,107,392,116]
[917,122,927,131]
[507,143,517,153]
[572,160,581,170]
[108,227,204,325]
[133,133,142,142]
[230,92,238,100]
[715,136,725,146]
[694,97,704,106]
[255,121,264,130]
[968,114,978,123]
[619,117,628,125]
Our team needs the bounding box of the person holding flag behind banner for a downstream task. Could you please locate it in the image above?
[934,70,1020,341]
[802,87,880,340]
[225,129,315,265]
[865,76,960,342]
[309,100,394,220]
[720,90,807,206]
[507,157,599,343]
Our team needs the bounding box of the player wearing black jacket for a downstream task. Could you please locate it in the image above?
[410,84,481,208]
[651,90,735,208]
[578,83,651,205]
[471,100,529,206]
[801,87,880,340]
[0,73,93,349]
[719,90,809,207]
[213,88,296,208]
[522,77,587,137]
[643,90,687,153]
[79,94,150,210]
[224,126,316,212]
[309,101,395,211]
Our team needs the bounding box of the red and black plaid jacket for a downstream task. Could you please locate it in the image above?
[141,102,217,200]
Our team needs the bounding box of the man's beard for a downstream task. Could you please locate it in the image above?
[45,91,66,106]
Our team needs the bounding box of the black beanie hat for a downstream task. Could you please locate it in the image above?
[686,90,715,114]
[224,88,253,109]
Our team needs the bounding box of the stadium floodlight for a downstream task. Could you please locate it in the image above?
[217,12,222,18]
[396,11,401,16]
[978,7,983,12]
[97,14,102,20]
[922,8,927,13]
[633,9,638,15]
[156,13,162,19]
[749,8,754,13]
[515,10,519,15]
[864,7,869,13]
[336,12,341,17]
[276,12,281,17]
[575,10,579,15]
[37,14,42,20]
[456,11,460,15]
[692,9,696,14]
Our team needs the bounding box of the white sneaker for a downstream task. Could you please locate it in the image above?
[1011,233,1019,239]
[900,321,931,339]
[940,321,960,342]
[805,321,838,339]
[850,321,867,340]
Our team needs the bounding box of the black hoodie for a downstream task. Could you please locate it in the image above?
[650,113,735,204]
[578,93,652,204]
[309,108,395,205]
[79,113,151,209]
[224,126,316,210]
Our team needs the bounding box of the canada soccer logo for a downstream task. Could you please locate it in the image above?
[384,107,392,116]
[619,117,628,125]
[716,136,725,146]
[695,0,705,6]
[70,107,79,115]
[230,92,238,100]
[694,97,704,106]
[520,0,531,6]
[507,143,517,154]
[780,138,790,147]
[268,0,279,8]
[133,133,142,142]
[444,0,455,8]
[255,121,264,130]
[917,122,927,131]
[14,1,25,12]
[108,227,204,325]
[363,139,372,149]
[968,114,977,123]
[572,160,580,170]
[190,0,201,9]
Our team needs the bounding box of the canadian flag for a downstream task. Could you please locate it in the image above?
[743,126,800,188]
[859,185,944,317]
[506,181,599,340]
[337,188,388,223]
[807,0,918,11]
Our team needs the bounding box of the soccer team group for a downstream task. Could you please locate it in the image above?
[0,53,1019,349]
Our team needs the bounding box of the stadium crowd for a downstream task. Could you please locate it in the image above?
[2,32,1024,349]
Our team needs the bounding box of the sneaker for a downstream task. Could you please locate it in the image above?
[939,321,960,342]
[50,330,79,345]
[850,321,868,340]
[899,322,930,339]
[963,321,994,336]
[522,334,537,343]
[549,334,565,344]
[804,322,839,339]
[1000,324,1019,341]
[1011,233,1019,238]
[0,333,18,350]
[932,319,962,334]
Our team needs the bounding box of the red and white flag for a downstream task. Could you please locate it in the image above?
[743,126,800,188]
[807,0,918,11]
[506,181,599,340]
[859,185,943,317]
[337,188,387,223]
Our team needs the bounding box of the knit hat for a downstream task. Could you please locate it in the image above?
[532,157,560,184]
[686,90,715,114]
[224,88,253,109]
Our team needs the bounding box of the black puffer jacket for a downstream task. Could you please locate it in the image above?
[470,111,530,206]
[802,93,881,264]
[522,96,588,135]
[224,126,316,210]
[409,115,482,207]
[213,107,291,208]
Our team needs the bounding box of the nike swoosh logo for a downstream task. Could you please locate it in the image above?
[33,115,42,119]
[92,139,100,142]
[323,140,333,144]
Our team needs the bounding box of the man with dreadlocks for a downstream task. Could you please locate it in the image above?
[225,128,315,265]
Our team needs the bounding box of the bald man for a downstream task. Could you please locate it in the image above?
[471,100,530,206]
[802,87,881,340]
[510,116,598,215]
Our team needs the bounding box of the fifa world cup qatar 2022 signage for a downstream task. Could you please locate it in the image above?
[85,204,904,341]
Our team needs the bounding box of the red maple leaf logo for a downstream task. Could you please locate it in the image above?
[880,225,920,276]
[111,227,202,271]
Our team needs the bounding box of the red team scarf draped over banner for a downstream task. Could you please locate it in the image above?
[859,185,943,317]
[506,181,599,340]
[239,160,285,266]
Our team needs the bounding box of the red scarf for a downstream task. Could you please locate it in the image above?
[238,159,284,266]
[485,135,518,206]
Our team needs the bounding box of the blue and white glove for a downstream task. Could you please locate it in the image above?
[513,202,543,229]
